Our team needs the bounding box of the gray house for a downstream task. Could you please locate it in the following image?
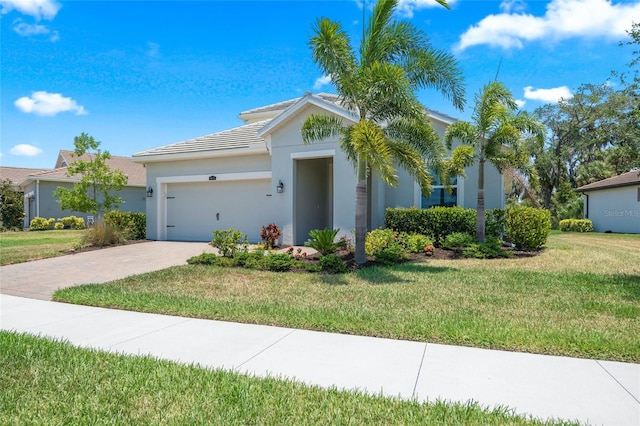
[133,93,506,244]
[577,170,640,234]
[18,150,147,228]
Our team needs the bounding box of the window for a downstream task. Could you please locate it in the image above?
[421,172,457,209]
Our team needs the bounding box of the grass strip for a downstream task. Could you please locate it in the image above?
[0,331,575,425]
[0,230,86,265]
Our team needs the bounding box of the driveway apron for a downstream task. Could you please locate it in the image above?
[0,241,213,300]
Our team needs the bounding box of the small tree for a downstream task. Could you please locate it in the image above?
[54,133,128,222]
[0,179,25,229]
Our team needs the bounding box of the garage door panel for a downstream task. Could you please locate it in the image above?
[166,181,271,242]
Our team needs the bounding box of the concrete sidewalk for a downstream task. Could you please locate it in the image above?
[0,241,213,300]
[2,294,638,425]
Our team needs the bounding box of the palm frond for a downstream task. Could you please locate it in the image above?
[385,117,445,160]
[301,114,345,144]
[444,121,479,149]
[351,121,397,186]
[387,139,433,195]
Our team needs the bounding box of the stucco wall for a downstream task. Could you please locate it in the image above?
[585,186,640,233]
[22,180,145,228]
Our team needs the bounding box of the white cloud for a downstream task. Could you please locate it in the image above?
[456,0,640,51]
[515,99,527,108]
[0,0,61,20]
[313,75,333,91]
[523,86,573,103]
[396,0,458,18]
[10,144,42,157]
[14,91,88,116]
[12,18,57,40]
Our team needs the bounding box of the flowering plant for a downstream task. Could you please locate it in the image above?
[424,245,435,256]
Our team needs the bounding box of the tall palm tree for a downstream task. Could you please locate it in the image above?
[445,81,544,243]
[301,0,465,264]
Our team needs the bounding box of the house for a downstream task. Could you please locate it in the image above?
[16,150,147,228]
[577,170,640,234]
[0,167,50,189]
[132,93,506,244]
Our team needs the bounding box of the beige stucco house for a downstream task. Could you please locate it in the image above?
[133,93,506,244]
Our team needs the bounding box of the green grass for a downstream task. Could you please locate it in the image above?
[0,331,575,425]
[54,233,640,362]
[0,230,86,265]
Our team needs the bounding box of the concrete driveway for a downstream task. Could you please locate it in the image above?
[0,241,214,300]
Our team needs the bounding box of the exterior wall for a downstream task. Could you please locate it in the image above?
[143,154,272,241]
[269,105,356,245]
[22,180,145,228]
[584,186,640,233]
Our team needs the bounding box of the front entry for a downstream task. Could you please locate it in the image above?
[294,157,333,244]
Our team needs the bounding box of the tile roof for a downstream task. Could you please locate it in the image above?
[239,93,341,116]
[577,170,640,191]
[19,154,146,186]
[0,167,50,185]
[132,119,271,158]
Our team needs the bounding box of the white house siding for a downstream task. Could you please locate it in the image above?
[22,180,145,227]
[268,104,357,246]
[585,186,640,234]
[144,154,272,242]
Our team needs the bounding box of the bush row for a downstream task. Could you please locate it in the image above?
[30,216,85,231]
[559,219,594,232]
[385,206,551,251]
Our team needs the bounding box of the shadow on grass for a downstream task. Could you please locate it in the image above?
[355,262,455,285]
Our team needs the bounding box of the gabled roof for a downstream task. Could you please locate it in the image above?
[19,153,146,187]
[577,170,640,192]
[0,167,50,186]
[239,93,341,123]
[132,120,270,162]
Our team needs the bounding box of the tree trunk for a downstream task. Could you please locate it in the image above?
[476,159,485,243]
[355,155,368,265]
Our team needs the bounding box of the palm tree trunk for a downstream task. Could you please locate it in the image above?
[476,159,485,243]
[355,155,368,264]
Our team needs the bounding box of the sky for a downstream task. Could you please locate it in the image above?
[1,0,639,169]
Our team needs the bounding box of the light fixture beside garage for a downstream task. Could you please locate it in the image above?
[146,187,153,197]
[277,180,284,193]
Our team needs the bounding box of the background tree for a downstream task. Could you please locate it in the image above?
[0,180,25,229]
[54,133,128,222]
[302,0,466,264]
[445,81,544,243]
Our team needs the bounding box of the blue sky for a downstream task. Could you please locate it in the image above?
[1,0,639,169]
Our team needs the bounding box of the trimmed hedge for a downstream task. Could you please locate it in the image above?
[385,206,475,246]
[29,217,55,231]
[559,219,594,232]
[505,206,551,250]
[59,215,85,230]
[104,211,146,240]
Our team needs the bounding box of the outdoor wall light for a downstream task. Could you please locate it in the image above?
[146,187,153,198]
[277,180,284,193]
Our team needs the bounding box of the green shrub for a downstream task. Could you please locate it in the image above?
[559,219,594,232]
[262,253,296,272]
[304,263,322,273]
[462,237,512,259]
[54,221,65,230]
[305,228,346,255]
[187,253,218,265]
[0,179,24,229]
[365,228,397,256]
[399,233,433,254]
[442,232,474,250]
[212,228,248,257]
[374,245,408,266]
[385,206,475,246]
[506,206,551,251]
[29,217,55,231]
[59,215,86,230]
[233,250,265,268]
[318,254,349,273]
[486,209,506,238]
[260,223,281,249]
[104,211,146,240]
[82,222,125,247]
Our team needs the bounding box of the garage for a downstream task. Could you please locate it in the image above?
[162,177,272,242]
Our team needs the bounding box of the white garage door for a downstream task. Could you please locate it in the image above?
[165,180,271,242]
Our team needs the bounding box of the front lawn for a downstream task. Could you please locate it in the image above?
[0,331,573,425]
[0,230,86,265]
[54,233,640,362]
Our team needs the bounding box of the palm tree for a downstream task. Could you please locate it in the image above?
[301,0,465,264]
[445,81,544,243]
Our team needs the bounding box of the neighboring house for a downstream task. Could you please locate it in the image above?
[17,150,147,228]
[133,92,506,244]
[0,166,50,188]
[577,170,640,234]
